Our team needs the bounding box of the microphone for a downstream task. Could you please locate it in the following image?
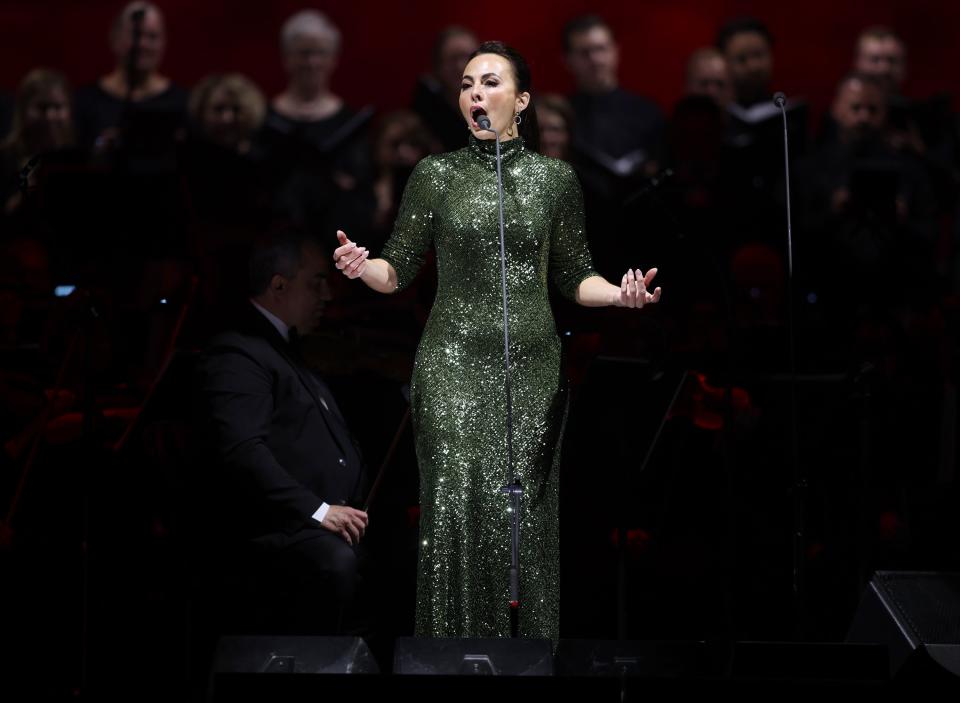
[477,114,492,131]
[773,91,787,108]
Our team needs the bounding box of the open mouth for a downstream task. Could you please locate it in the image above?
[470,105,487,128]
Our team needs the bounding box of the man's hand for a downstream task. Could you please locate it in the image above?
[321,505,369,545]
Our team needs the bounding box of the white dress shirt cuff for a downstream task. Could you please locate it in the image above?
[312,502,331,524]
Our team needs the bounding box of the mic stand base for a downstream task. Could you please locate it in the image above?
[502,480,523,638]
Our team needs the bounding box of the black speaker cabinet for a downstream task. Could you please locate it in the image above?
[393,637,554,675]
[556,639,718,677]
[847,571,960,680]
[556,639,886,682]
[211,635,378,674]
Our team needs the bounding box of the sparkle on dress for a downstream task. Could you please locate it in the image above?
[381,134,597,641]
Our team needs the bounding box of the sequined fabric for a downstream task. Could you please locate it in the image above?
[381,135,597,640]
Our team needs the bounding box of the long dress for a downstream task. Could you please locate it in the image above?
[380,135,597,641]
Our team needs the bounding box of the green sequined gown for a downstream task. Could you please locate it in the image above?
[380,135,597,641]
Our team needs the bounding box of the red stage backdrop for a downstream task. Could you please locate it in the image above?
[1,0,957,126]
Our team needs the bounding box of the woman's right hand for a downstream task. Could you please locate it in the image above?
[333,230,369,279]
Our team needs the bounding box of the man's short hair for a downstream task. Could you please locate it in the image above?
[431,25,477,70]
[715,16,773,53]
[248,224,315,296]
[835,70,887,95]
[562,14,613,53]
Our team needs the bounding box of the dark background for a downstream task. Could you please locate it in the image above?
[2,0,958,119]
[2,1,959,697]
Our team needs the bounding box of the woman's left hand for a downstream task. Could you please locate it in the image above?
[619,268,661,308]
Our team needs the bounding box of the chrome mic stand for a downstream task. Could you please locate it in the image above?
[479,116,523,638]
[773,91,807,636]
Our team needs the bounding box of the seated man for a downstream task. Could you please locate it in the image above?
[195,226,369,635]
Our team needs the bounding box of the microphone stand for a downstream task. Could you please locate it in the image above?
[112,7,144,164]
[773,91,806,637]
[480,117,523,638]
[124,8,146,105]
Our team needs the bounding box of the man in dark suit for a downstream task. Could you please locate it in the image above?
[195,226,368,634]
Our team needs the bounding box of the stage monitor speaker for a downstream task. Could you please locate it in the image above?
[847,571,960,681]
[211,635,378,675]
[555,639,718,678]
[556,639,885,682]
[393,637,554,676]
[728,641,887,682]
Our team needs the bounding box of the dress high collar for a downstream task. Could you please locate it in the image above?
[467,133,525,168]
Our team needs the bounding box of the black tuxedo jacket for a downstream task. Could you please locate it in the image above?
[196,304,364,541]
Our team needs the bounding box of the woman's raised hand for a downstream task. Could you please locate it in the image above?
[333,230,369,279]
[619,268,661,308]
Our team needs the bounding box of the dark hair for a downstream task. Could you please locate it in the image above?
[836,71,887,94]
[537,93,575,131]
[562,14,613,53]
[467,41,540,152]
[248,224,315,296]
[371,109,434,166]
[715,17,773,53]
[432,25,477,70]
